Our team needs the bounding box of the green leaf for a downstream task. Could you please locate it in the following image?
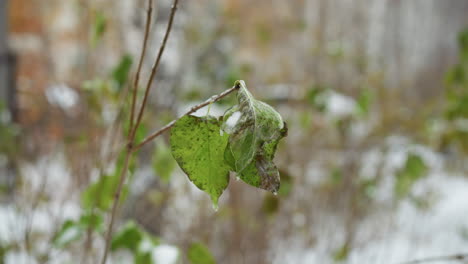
[223,81,284,172]
[111,54,133,90]
[52,212,103,248]
[170,115,230,206]
[333,243,350,262]
[81,171,129,211]
[356,87,373,116]
[230,140,281,193]
[152,140,176,182]
[305,85,327,112]
[187,242,216,264]
[223,81,287,193]
[91,11,106,47]
[78,212,104,232]
[52,220,83,248]
[135,251,153,264]
[111,221,145,252]
[395,153,428,198]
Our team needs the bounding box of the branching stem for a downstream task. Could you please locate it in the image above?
[133,84,240,150]
[100,0,178,263]
[129,0,153,133]
[129,0,180,142]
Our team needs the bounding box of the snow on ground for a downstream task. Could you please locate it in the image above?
[1,141,467,264]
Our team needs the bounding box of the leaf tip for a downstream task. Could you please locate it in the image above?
[211,199,219,212]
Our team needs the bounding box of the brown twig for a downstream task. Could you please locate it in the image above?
[400,254,468,264]
[133,84,240,150]
[129,0,153,133]
[100,0,179,263]
[100,148,132,264]
[129,0,180,142]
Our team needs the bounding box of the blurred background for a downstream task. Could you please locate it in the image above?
[1,0,468,263]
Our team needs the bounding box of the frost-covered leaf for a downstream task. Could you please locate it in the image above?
[187,242,216,264]
[223,81,284,173]
[170,115,230,206]
[227,139,282,192]
[223,80,287,193]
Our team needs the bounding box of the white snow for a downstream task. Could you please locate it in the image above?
[152,244,179,264]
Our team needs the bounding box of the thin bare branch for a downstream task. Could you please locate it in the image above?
[100,0,179,263]
[129,0,153,133]
[400,254,468,264]
[133,84,240,150]
[130,0,180,142]
[99,148,133,264]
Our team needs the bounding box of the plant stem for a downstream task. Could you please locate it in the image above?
[99,147,132,264]
[129,0,180,142]
[100,0,179,263]
[133,84,240,150]
[129,0,153,133]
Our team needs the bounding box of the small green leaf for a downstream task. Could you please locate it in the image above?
[333,243,350,262]
[81,171,129,211]
[91,11,106,47]
[111,54,133,89]
[152,140,176,182]
[52,212,103,248]
[170,115,230,206]
[356,87,373,116]
[79,212,104,232]
[111,221,145,252]
[395,153,428,198]
[53,220,83,248]
[187,242,216,264]
[305,85,327,112]
[135,251,153,264]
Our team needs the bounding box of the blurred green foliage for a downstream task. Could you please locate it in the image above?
[333,243,350,262]
[0,102,19,156]
[305,85,328,112]
[187,242,216,264]
[53,212,103,248]
[356,87,373,117]
[442,29,468,153]
[91,11,107,47]
[395,153,428,199]
[152,140,176,182]
[112,54,133,90]
[111,221,161,264]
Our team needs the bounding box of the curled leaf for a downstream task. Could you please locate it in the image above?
[223,80,287,193]
[223,80,284,171]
